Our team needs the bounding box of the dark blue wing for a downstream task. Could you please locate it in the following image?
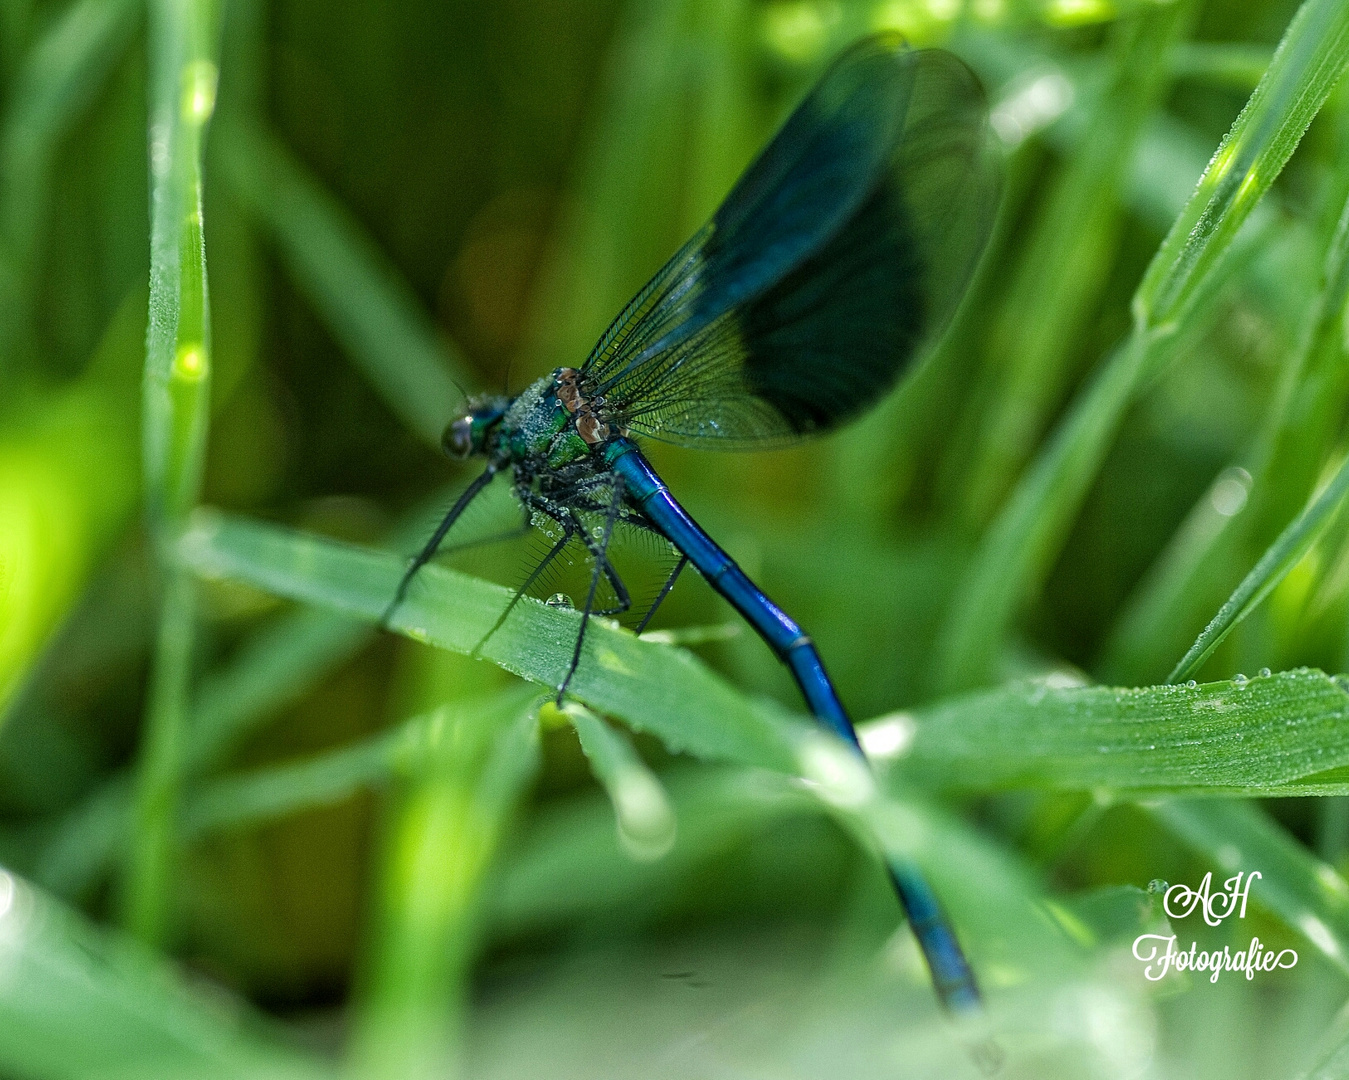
[579,36,1001,448]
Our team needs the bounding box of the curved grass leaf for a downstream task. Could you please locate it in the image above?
[174,512,1078,986]
[935,0,1349,692]
[1168,454,1349,684]
[1102,100,1349,686]
[34,480,494,901]
[1136,0,1349,330]
[0,870,333,1080]
[565,701,677,862]
[213,120,473,445]
[888,668,1349,795]
[178,509,804,772]
[183,687,542,839]
[1172,43,1274,89]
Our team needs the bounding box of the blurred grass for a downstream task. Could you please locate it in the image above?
[125,0,219,947]
[4,0,1349,1077]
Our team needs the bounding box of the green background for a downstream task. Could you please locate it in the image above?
[4,0,1349,1076]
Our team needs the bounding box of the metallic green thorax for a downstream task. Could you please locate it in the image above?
[452,369,596,470]
[506,373,590,467]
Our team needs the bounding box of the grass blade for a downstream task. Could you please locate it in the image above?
[183,720,403,838]
[565,700,676,862]
[958,2,1192,527]
[1102,146,1349,684]
[0,869,334,1080]
[213,120,474,444]
[0,0,140,368]
[935,0,1349,692]
[128,0,220,946]
[888,668,1349,794]
[178,509,804,772]
[349,691,541,1080]
[1168,454,1349,683]
[1136,0,1349,331]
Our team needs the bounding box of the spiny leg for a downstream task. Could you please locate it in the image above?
[557,475,626,702]
[576,519,632,619]
[557,478,633,618]
[635,553,688,635]
[383,464,499,625]
[472,512,575,656]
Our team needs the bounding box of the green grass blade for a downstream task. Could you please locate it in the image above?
[935,330,1151,692]
[178,509,804,772]
[958,2,1192,527]
[1172,43,1273,89]
[184,689,540,836]
[888,668,1349,794]
[935,0,1349,692]
[1145,799,1349,976]
[187,605,371,771]
[349,691,541,1080]
[1101,168,1349,685]
[1168,455,1349,684]
[128,0,220,947]
[0,870,334,1080]
[32,776,130,898]
[213,120,473,444]
[183,720,403,838]
[33,480,491,902]
[1136,0,1349,331]
[0,0,140,363]
[565,701,676,862]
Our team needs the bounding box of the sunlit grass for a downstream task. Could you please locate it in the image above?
[4,0,1349,1077]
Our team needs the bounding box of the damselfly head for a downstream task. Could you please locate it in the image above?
[442,396,510,459]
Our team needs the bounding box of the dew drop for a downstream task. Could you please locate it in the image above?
[546,593,574,609]
[1258,667,1271,678]
[1147,878,1168,895]
[1233,673,1248,687]
[1186,680,1197,689]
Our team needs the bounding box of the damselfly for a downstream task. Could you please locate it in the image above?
[388,34,1001,1031]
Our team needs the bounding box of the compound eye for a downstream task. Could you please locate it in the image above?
[443,416,475,459]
